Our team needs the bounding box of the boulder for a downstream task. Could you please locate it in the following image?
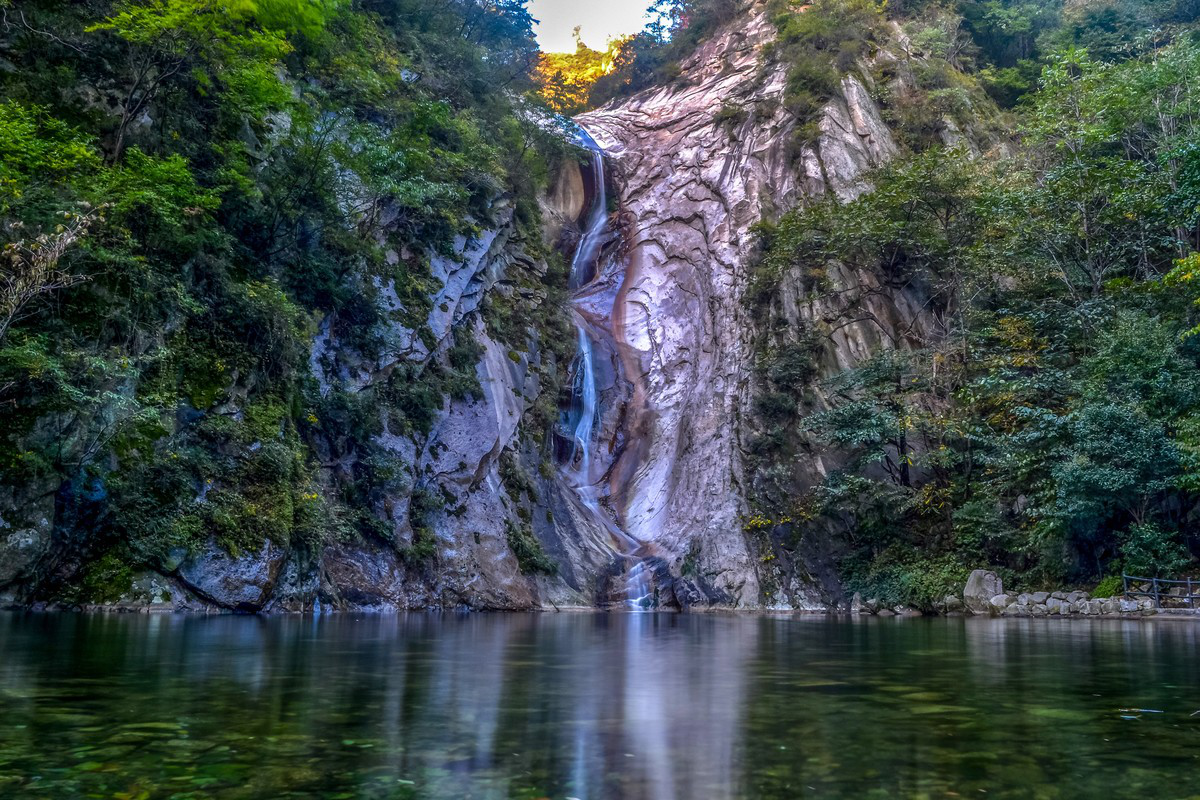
[1030,591,1050,604]
[1051,591,1067,600]
[1046,597,1066,614]
[989,593,1013,610]
[963,569,1003,615]
[176,539,288,611]
[1119,599,1139,613]
[942,594,964,613]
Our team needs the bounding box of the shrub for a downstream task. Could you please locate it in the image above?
[1091,575,1124,598]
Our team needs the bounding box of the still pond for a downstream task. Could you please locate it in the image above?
[1,612,1199,799]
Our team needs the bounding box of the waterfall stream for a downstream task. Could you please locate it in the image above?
[569,324,597,479]
[564,131,655,609]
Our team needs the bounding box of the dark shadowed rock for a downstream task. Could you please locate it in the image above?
[0,483,55,591]
[322,542,414,610]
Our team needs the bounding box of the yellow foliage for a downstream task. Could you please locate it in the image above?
[535,34,626,114]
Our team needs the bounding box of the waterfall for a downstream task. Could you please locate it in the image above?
[570,324,597,480]
[564,134,606,492]
[568,148,607,291]
[562,129,655,610]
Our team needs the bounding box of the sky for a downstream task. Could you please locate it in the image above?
[528,0,652,53]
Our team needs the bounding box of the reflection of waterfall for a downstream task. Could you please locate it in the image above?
[562,129,656,609]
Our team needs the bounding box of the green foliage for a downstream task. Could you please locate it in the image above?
[750,36,1200,597]
[1120,521,1191,577]
[589,0,745,106]
[845,551,972,609]
[69,551,136,605]
[768,0,887,136]
[505,520,556,575]
[0,102,99,214]
[0,0,561,594]
[1091,574,1124,597]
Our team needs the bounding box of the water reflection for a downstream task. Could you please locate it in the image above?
[1,613,1200,799]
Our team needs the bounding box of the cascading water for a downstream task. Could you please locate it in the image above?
[563,129,655,610]
[569,324,597,479]
[568,148,607,292]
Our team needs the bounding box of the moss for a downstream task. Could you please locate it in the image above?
[499,449,537,503]
[505,521,556,575]
[71,552,135,605]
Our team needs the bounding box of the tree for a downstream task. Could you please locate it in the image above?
[1,209,99,342]
[87,0,292,160]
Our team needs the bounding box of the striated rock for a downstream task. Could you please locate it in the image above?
[176,540,287,612]
[575,2,905,609]
[962,569,1003,615]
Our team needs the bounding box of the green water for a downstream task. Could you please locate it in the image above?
[1,613,1199,799]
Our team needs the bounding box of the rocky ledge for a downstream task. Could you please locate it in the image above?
[948,569,1182,618]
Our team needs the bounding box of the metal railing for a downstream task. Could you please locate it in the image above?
[1122,574,1200,609]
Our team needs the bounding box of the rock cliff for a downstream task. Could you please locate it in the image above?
[573,5,921,608]
[3,4,953,613]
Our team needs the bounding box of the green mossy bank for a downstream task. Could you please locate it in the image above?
[0,0,578,607]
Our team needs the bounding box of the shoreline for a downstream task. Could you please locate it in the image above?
[4,603,1199,620]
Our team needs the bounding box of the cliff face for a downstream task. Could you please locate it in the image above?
[574,8,927,608]
[2,6,957,613]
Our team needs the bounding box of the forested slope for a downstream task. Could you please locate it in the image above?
[0,0,584,607]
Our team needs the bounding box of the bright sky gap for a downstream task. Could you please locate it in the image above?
[528,0,652,52]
